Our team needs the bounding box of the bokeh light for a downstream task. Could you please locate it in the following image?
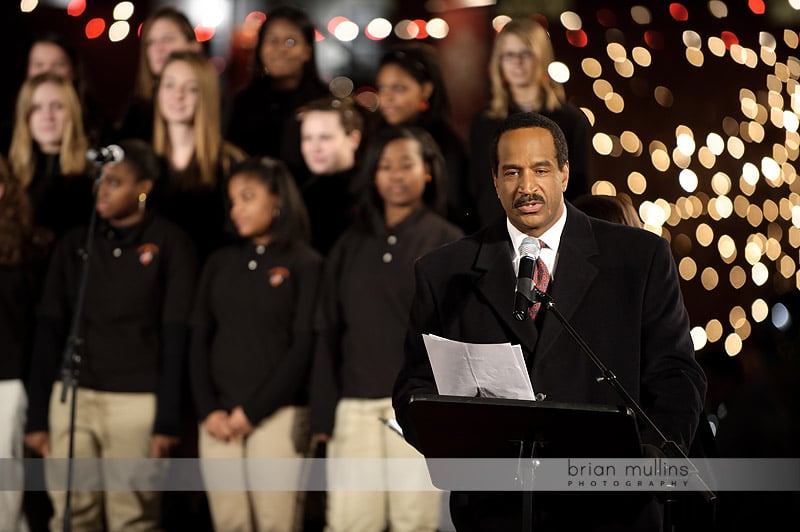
[427,18,449,39]
[113,1,133,21]
[108,20,129,42]
[85,18,105,39]
[20,0,38,13]
[366,18,392,40]
[68,0,86,17]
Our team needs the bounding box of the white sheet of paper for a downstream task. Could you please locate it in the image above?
[422,334,479,397]
[422,334,535,401]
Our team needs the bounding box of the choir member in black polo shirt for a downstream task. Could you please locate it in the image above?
[24,139,197,531]
[309,127,462,532]
[190,157,322,532]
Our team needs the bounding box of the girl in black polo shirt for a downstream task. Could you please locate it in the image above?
[190,157,322,532]
[310,127,462,532]
[24,139,197,531]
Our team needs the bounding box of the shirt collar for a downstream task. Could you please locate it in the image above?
[506,204,568,276]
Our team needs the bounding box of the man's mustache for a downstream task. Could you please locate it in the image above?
[513,194,545,208]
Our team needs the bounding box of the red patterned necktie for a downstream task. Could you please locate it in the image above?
[528,240,550,321]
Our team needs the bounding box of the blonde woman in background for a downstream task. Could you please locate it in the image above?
[23,32,109,146]
[116,6,201,141]
[469,17,591,225]
[151,50,245,260]
[8,72,92,239]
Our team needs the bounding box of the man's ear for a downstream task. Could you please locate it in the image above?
[561,162,570,192]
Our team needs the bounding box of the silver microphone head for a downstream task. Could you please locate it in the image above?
[106,144,124,162]
[86,145,125,164]
[519,237,541,260]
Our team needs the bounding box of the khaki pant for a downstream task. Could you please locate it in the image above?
[47,383,160,532]
[0,379,29,532]
[325,398,440,532]
[199,406,309,532]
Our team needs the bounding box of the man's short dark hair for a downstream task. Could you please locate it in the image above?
[490,112,569,176]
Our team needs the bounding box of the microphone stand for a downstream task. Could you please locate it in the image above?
[531,286,716,529]
[58,162,102,532]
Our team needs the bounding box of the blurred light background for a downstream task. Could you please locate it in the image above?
[4,0,800,393]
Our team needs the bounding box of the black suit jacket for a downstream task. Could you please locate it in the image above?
[393,203,707,531]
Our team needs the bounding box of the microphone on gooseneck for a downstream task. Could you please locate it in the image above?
[513,237,540,321]
[86,144,125,165]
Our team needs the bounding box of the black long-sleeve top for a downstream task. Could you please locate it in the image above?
[114,96,153,143]
[148,145,243,261]
[0,264,38,381]
[309,207,463,435]
[190,241,322,426]
[25,213,197,436]
[426,122,478,233]
[469,102,592,226]
[26,151,95,240]
[301,166,360,256]
[225,76,328,186]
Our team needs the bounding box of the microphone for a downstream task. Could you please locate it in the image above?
[86,144,124,165]
[513,237,540,321]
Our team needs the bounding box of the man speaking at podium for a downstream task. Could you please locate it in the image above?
[393,112,706,531]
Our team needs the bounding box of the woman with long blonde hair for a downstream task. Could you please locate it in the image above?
[8,72,93,238]
[469,17,591,225]
[151,50,245,259]
[116,6,200,140]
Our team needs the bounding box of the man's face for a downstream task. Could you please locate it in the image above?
[493,127,568,237]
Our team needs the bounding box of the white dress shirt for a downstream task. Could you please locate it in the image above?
[507,205,567,279]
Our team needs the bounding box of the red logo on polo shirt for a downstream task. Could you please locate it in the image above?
[268,266,290,287]
[137,243,159,266]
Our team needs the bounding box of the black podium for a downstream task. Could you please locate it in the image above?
[407,393,642,461]
[407,394,646,532]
